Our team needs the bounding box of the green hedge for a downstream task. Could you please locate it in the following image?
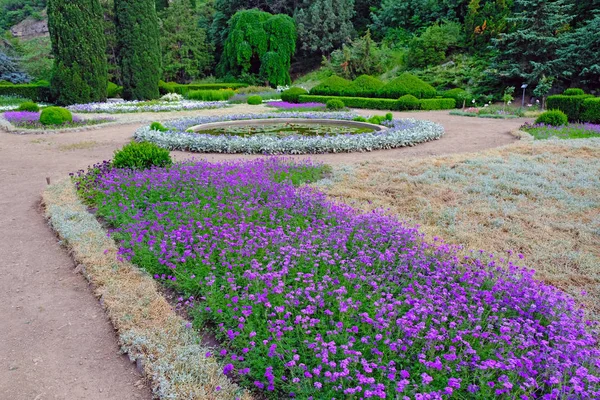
[397,94,420,111]
[563,88,585,96]
[379,73,436,99]
[343,75,385,97]
[299,95,402,110]
[309,76,352,96]
[0,84,52,102]
[186,89,236,101]
[420,98,456,110]
[546,95,594,122]
[442,88,472,108]
[582,98,600,123]
[159,81,248,95]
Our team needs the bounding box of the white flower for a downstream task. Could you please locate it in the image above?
[472,99,476,103]
[536,99,540,103]
[161,93,184,102]
[484,104,489,107]
[508,101,512,105]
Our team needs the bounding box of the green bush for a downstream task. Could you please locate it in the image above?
[112,141,172,170]
[546,95,594,121]
[343,75,385,97]
[397,94,421,111]
[310,75,352,96]
[367,115,385,124]
[535,110,568,126]
[563,88,585,96]
[150,122,168,132]
[40,107,73,125]
[247,95,263,105]
[385,113,393,121]
[236,86,274,95]
[0,84,52,102]
[186,89,235,101]
[378,73,437,99]
[281,87,309,103]
[17,101,40,112]
[353,116,367,122]
[107,82,123,98]
[419,98,456,110]
[300,95,401,110]
[159,81,248,95]
[326,99,345,110]
[443,88,472,108]
[582,98,600,123]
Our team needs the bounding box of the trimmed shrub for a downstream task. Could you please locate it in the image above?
[397,94,421,111]
[0,84,52,102]
[300,95,401,110]
[378,73,436,99]
[547,95,594,122]
[17,101,40,112]
[563,88,585,96]
[385,113,393,121]
[159,80,177,95]
[247,95,263,105]
[419,98,456,110]
[281,87,308,103]
[343,75,385,97]
[186,89,235,101]
[353,116,367,122]
[150,122,169,132]
[40,106,73,126]
[582,98,600,123]
[326,99,345,110]
[443,88,472,108]
[367,115,385,124]
[535,110,568,126]
[310,76,352,96]
[112,141,172,170]
[107,82,123,98]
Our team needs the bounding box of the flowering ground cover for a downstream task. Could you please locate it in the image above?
[521,123,600,140]
[266,101,326,111]
[3,111,113,129]
[134,112,444,154]
[67,99,228,113]
[75,157,600,399]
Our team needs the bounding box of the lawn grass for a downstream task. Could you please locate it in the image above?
[323,138,600,319]
[521,123,600,140]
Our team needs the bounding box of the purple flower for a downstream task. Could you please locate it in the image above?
[223,363,234,375]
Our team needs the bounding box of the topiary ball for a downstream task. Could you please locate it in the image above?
[247,95,263,105]
[535,110,568,127]
[326,99,345,110]
[40,106,73,126]
[563,88,585,96]
[397,94,420,111]
[112,141,173,170]
[17,101,40,112]
[281,87,308,103]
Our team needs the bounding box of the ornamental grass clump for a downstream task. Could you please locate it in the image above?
[76,157,600,399]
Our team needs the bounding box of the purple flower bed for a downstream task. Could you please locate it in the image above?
[3,110,113,129]
[77,158,600,399]
[267,101,326,110]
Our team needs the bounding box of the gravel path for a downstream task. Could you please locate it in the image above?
[0,106,530,399]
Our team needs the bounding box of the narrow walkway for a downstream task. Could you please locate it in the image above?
[0,108,529,399]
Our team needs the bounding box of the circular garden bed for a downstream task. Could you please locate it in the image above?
[134,112,444,154]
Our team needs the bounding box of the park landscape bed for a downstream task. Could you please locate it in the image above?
[134,112,445,154]
[46,154,600,399]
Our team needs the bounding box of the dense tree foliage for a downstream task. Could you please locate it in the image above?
[47,0,107,105]
[0,0,46,31]
[326,30,383,79]
[160,0,213,82]
[0,49,31,83]
[114,0,161,100]
[218,9,295,86]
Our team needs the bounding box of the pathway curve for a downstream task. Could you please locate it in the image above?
[0,107,529,399]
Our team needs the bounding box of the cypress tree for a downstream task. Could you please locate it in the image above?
[47,0,108,105]
[115,0,161,100]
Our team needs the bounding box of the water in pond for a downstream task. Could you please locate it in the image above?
[195,122,375,137]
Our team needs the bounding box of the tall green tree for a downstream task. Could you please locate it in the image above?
[160,0,213,82]
[294,0,355,55]
[114,0,161,100]
[47,0,108,105]
[218,9,295,86]
[557,13,600,90]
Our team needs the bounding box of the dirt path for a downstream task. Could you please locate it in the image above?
[0,108,529,399]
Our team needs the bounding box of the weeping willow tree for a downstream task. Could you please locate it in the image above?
[218,9,296,86]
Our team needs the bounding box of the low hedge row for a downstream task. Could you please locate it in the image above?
[298,95,456,111]
[159,81,248,95]
[309,73,436,99]
[546,94,595,122]
[582,98,600,123]
[0,84,52,102]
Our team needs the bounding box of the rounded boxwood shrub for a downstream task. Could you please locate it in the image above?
[310,75,352,96]
[112,141,172,170]
[150,122,168,132]
[17,101,40,112]
[535,110,568,126]
[343,75,385,98]
[563,88,585,96]
[397,94,420,111]
[281,87,308,103]
[326,99,345,110]
[40,106,73,126]
[379,73,436,99]
[247,95,263,105]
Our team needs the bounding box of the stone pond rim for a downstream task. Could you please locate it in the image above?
[186,118,386,133]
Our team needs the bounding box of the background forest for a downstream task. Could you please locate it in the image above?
[1,0,599,100]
